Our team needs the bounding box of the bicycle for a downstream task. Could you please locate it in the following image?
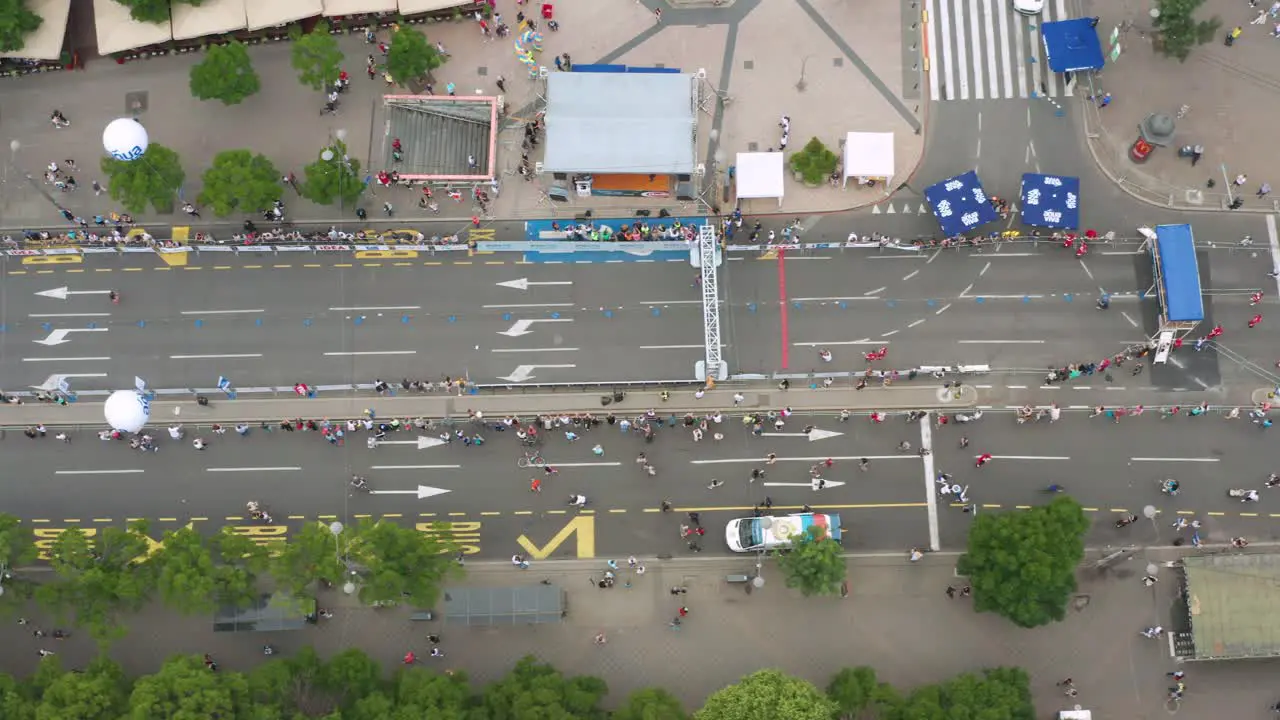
[517,452,546,468]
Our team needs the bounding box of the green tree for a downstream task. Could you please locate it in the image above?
[100,141,185,215]
[1153,0,1221,61]
[789,137,839,185]
[197,149,284,218]
[36,524,155,644]
[113,0,203,25]
[33,656,128,720]
[0,672,34,720]
[827,666,900,719]
[289,20,343,91]
[384,26,444,86]
[270,522,348,595]
[894,668,1033,719]
[319,649,384,708]
[0,512,37,610]
[957,496,1089,628]
[479,656,607,718]
[127,654,252,719]
[773,524,846,597]
[298,140,364,210]
[189,41,260,105]
[697,669,837,720]
[615,687,687,720]
[0,0,42,54]
[346,520,460,608]
[150,527,269,614]
[247,646,324,714]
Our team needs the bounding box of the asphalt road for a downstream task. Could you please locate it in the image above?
[5,231,1279,394]
[5,407,1278,561]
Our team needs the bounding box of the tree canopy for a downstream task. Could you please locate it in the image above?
[478,656,608,718]
[289,21,343,91]
[197,149,284,218]
[148,527,269,614]
[957,495,1089,628]
[189,41,260,105]
[1153,0,1221,61]
[112,0,203,25]
[269,521,348,596]
[697,669,837,720]
[298,140,364,210]
[0,0,42,54]
[614,687,688,720]
[100,142,186,215]
[773,524,846,597]
[36,524,156,643]
[345,520,460,608]
[384,27,444,87]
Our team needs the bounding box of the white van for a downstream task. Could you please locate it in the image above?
[725,512,842,553]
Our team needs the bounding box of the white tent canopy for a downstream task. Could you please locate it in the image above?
[171,0,248,41]
[246,0,323,31]
[735,152,784,207]
[397,0,470,12]
[842,131,895,189]
[94,0,173,55]
[324,0,398,15]
[1,0,70,60]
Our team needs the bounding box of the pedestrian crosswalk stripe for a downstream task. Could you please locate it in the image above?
[872,205,882,215]
[927,0,1076,102]
[886,204,897,214]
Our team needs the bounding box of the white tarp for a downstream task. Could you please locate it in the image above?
[735,152,784,206]
[171,0,248,41]
[1,0,70,60]
[94,0,173,55]
[246,0,323,30]
[324,0,398,15]
[397,0,475,14]
[842,131,895,188]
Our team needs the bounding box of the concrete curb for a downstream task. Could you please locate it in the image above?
[1,386,978,428]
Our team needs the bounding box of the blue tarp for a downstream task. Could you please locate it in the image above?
[924,170,1000,236]
[1019,173,1080,229]
[1154,224,1204,323]
[1041,18,1105,73]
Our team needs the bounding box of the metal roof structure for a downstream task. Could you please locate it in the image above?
[1180,553,1280,660]
[542,72,697,175]
[443,584,565,626]
[383,95,496,179]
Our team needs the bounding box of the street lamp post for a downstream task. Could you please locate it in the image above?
[320,128,349,218]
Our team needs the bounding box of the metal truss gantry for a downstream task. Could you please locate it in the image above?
[699,223,725,381]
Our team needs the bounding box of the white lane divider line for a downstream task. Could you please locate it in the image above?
[1079,259,1094,280]
[328,306,421,311]
[990,455,1071,460]
[540,462,622,468]
[323,351,417,356]
[902,269,920,281]
[23,357,111,362]
[980,261,991,276]
[863,287,887,297]
[482,303,575,309]
[960,283,974,297]
[56,469,145,475]
[908,319,926,328]
[935,303,952,315]
[881,329,900,337]
[1130,457,1220,463]
[371,465,461,470]
[206,467,302,472]
[29,313,112,318]
[1267,214,1280,298]
[170,354,264,360]
[920,415,940,552]
[1120,311,1139,328]
[958,339,1046,344]
[692,455,913,465]
[490,347,579,353]
[180,309,265,315]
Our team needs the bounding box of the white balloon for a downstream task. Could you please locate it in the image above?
[102,118,149,162]
[104,389,150,433]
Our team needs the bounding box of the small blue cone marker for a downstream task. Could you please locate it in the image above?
[303,318,313,327]
[401,315,411,324]
[975,297,986,304]
[41,322,51,332]
[448,315,458,323]
[886,300,897,308]
[503,312,512,321]
[255,318,263,327]
[603,309,614,318]
[194,319,203,328]
[354,316,364,326]
[747,303,757,313]
[651,308,661,317]
[927,299,937,307]
[551,311,561,319]
[1023,296,1032,303]
[838,301,847,310]
[137,320,146,328]
[1064,294,1074,303]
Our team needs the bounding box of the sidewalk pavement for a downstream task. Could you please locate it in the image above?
[0,386,976,428]
[0,550,1217,716]
[1083,0,1280,213]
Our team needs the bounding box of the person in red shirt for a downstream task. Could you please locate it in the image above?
[975,453,993,468]
[1249,314,1263,328]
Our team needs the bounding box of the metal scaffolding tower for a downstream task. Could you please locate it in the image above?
[698,223,727,381]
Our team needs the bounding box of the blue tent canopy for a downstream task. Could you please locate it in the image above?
[923,170,1000,236]
[1153,224,1204,323]
[1019,173,1080,229]
[1041,18,1105,73]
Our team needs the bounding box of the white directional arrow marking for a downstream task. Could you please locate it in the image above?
[760,429,844,442]
[374,436,448,450]
[34,328,109,346]
[496,278,574,291]
[499,318,574,337]
[499,364,576,383]
[35,286,113,300]
[32,373,107,391]
[762,480,847,489]
[368,485,452,499]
